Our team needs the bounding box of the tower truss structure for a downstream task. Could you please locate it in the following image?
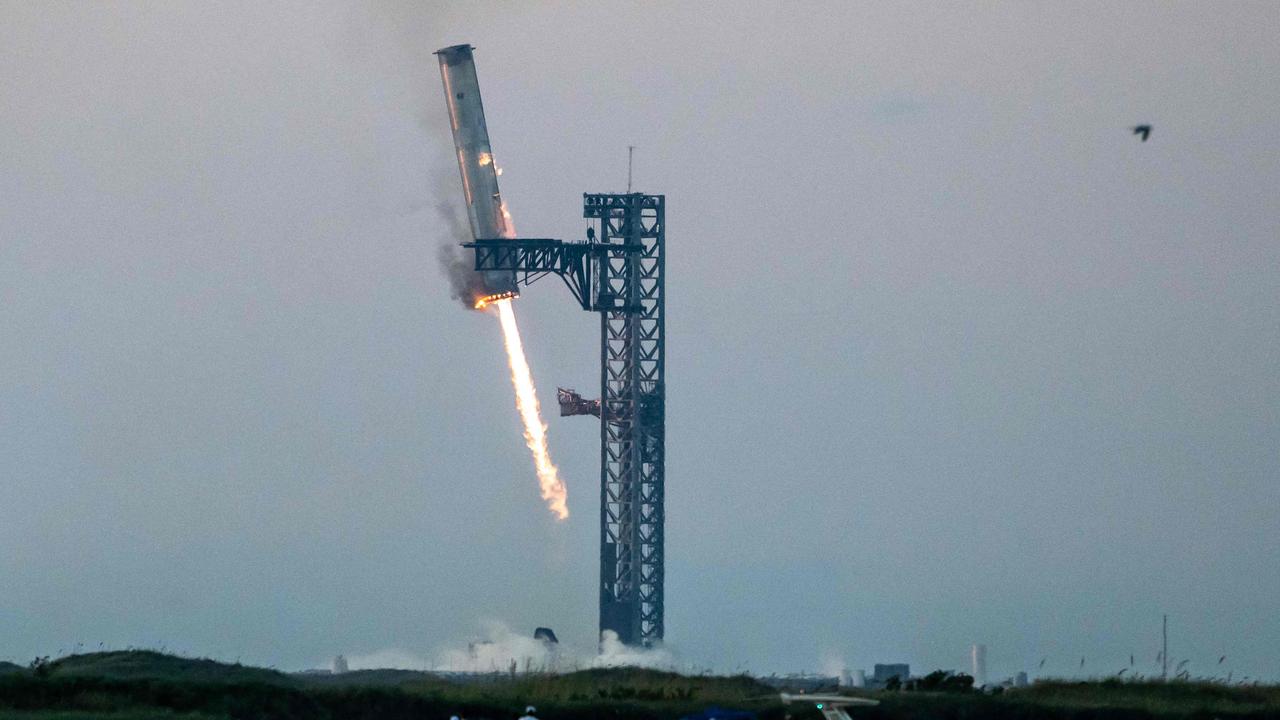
[466,192,665,646]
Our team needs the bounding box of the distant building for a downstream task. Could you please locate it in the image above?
[872,663,910,685]
[331,655,348,674]
[1014,671,1028,688]
[851,669,867,688]
[755,673,838,692]
[971,644,988,688]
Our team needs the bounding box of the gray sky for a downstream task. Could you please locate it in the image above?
[2,0,1277,680]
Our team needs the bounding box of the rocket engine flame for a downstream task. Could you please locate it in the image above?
[436,46,562,521]
[474,290,518,310]
[492,298,569,520]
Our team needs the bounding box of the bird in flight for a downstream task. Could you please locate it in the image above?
[1132,125,1152,141]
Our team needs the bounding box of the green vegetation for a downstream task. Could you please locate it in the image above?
[0,653,780,720]
[1016,679,1280,716]
[1,652,1277,720]
[0,707,225,712]
[44,652,291,686]
[397,667,771,704]
[844,678,1280,720]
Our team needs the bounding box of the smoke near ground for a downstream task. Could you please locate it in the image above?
[338,622,675,672]
[437,623,677,672]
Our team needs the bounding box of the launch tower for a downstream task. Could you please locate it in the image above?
[466,195,666,646]
[586,193,665,646]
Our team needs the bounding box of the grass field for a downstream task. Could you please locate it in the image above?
[1,652,1276,720]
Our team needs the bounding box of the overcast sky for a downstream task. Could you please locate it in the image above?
[2,0,1277,680]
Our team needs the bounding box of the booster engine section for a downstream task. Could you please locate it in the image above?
[436,44,518,302]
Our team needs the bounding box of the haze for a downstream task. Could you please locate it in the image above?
[2,1,1277,680]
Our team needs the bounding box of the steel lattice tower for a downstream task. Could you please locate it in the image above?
[465,193,665,647]
[589,193,665,646]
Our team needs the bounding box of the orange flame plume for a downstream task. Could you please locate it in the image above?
[492,298,568,520]
[474,290,518,310]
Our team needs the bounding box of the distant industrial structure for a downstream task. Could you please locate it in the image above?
[763,664,909,692]
[761,648,1037,694]
[971,644,988,688]
[873,663,911,686]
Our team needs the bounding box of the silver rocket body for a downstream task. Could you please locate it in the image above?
[436,44,518,301]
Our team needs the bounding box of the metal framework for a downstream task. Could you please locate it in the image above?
[468,238,593,309]
[465,193,665,646]
[557,388,601,418]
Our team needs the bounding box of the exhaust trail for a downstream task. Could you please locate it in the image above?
[493,298,568,520]
[436,44,568,521]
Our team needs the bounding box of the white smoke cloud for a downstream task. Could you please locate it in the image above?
[436,620,564,672]
[819,650,848,679]
[819,650,854,686]
[594,630,675,669]
[335,621,678,674]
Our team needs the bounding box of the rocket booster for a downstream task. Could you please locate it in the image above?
[436,44,518,301]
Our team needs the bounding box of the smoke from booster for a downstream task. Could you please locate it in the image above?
[436,44,568,520]
[434,199,489,309]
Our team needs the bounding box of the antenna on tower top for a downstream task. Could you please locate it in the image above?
[627,145,635,193]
